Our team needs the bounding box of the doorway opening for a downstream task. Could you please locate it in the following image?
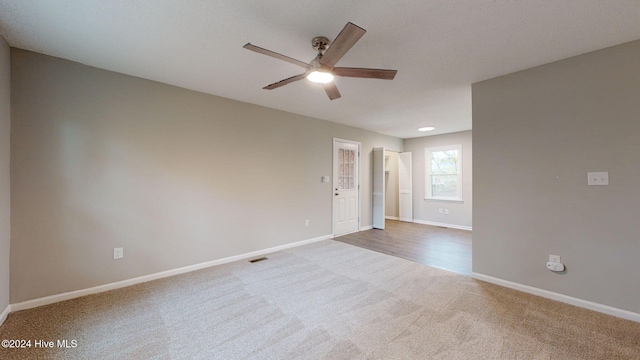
[373,147,412,229]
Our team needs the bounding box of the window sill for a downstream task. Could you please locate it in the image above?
[424,198,463,204]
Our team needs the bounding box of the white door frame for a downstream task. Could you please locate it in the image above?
[372,147,385,229]
[332,138,361,237]
[398,151,413,222]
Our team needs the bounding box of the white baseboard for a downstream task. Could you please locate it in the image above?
[331,225,374,239]
[10,234,332,313]
[0,304,10,327]
[412,219,472,231]
[332,228,365,239]
[471,272,640,323]
[385,216,399,220]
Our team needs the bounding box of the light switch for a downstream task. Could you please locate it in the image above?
[587,172,609,186]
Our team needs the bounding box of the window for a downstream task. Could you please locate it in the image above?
[425,145,462,201]
[337,148,356,190]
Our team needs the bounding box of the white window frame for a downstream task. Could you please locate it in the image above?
[425,144,463,202]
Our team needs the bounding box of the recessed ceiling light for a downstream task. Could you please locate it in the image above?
[418,126,435,132]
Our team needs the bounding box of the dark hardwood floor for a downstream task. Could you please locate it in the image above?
[334,220,472,275]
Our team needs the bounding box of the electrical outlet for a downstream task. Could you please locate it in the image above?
[438,208,443,214]
[444,209,449,215]
[546,261,565,272]
[549,254,561,263]
[587,172,609,186]
[114,247,124,260]
[305,219,309,227]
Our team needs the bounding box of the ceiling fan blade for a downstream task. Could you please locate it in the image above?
[243,43,310,69]
[323,82,341,100]
[319,22,366,67]
[334,67,397,80]
[263,73,307,90]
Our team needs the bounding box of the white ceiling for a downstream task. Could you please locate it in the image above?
[1,1,640,139]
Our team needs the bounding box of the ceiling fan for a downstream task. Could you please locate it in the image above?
[243,22,397,100]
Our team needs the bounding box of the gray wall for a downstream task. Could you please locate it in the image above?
[0,36,10,313]
[10,49,402,303]
[403,131,473,229]
[473,40,640,313]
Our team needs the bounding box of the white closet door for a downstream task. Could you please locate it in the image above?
[372,147,385,229]
[398,152,413,222]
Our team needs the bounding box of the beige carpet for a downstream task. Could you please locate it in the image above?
[1,240,639,359]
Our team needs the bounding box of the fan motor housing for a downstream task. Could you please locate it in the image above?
[312,36,330,52]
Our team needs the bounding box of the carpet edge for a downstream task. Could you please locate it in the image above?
[471,272,640,323]
[9,234,332,313]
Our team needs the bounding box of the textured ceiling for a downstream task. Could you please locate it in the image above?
[1,1,640,139]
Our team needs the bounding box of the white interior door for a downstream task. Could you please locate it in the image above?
[333,140,360,236]
[399,152,413,222]
[373,147,385,229]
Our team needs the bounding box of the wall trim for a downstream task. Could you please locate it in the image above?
[385,216,399,220]
[471,272,640,323]
[10,234,332,313]
[412,219,472,231]
[0,304,10,327]
[332,229,364,239]
[332,226,372,239]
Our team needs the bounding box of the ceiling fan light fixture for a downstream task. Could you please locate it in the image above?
[307,69,334,84]
[244,22,396,100]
